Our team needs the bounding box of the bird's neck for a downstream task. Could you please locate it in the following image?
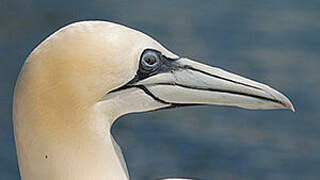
[14,101,129,180]
[14,69,165,180]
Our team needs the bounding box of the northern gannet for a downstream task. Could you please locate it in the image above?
[13,21,294,180]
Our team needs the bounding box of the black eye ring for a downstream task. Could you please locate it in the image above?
[140,51,161,71]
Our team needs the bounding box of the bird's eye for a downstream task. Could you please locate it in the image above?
[141,51,160,71]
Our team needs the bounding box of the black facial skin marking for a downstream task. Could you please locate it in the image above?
[108,49,283,109]
[125,49,180,85]
[107,49,184,109]
[108,49,180,93]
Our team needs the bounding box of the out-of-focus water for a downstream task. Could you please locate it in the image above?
[1,0,319,179]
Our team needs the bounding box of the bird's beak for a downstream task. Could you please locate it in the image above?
[137,58,294,111]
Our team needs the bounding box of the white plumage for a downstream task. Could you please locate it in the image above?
[13,21,293,180]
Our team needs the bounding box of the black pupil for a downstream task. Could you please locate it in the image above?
[145,55,156,65]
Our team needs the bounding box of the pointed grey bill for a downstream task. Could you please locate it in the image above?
[136,58,295,111]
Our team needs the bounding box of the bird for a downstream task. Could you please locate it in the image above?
[13,21,294,180]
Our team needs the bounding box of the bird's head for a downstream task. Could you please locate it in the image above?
[17,21,294,124]
[13,20,294,180]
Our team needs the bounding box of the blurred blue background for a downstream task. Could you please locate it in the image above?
[1,0,319,179]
